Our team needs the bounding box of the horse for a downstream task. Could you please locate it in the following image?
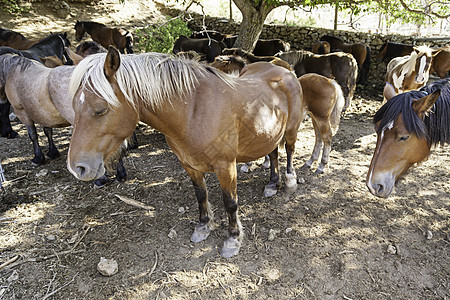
[320,35,371,84]
[220,48,293,71]
[75,40,107,57]
[311,41,330,54]
[430,46,450,79]
[253,38,290,56]
[0,27,41,50]
[276,50,358,112]
[377,41,414,63]
[190,30,230,42]
[0,54,129,186]
[74,20,133,54]
[66,47,303,258]
[366,79,450,198]
[173,35,224,62]
[40,48,84,68]
[384,45,439,97]
[211,57,344,174]
[0,33,73,139]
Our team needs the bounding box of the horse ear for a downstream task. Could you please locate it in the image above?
[412,90,440,115]
[104,46,121,78]
[383,82,397,101]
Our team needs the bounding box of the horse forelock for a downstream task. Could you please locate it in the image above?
[69,52,237,110]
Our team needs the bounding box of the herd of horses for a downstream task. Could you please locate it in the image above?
[0,22,449,258]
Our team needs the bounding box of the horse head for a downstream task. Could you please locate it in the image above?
[413,46,435,84]
[74,21,85,42]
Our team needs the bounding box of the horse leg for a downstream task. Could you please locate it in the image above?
[302,117,323,170]
[26,124,45,165]
[284,124,298,192]
[115,156,127,182]
[43,127,60,159]
[263,147,280,197]
[216,161,242,258]
[127,130,138,150]
[315,119,333,174]
[0,102,18,138]
[182,165,214,243]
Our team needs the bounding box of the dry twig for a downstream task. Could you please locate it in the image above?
[41,273,78,300]
[115,194,155,210]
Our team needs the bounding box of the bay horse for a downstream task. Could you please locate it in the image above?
[377,41,413,63]
[211,57,344,174]
[367,79,450,198]
[74,21,133,54]
[311,41,330,54]
[0,33,73,139]
[0,27,41,50]
[67,47,303,257]
[431,46,450,79]
[0,54,129,186]
[385,45,438,97]
[173,35,225,62]
[276,50,358,112]
[253,38,290,56]
[220,48,293,71]
[320,35,371,84]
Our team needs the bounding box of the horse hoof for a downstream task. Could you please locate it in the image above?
[240,164,249,173]
[264,182,278,197]
[220,237,241,258]
[285,172,297,192]
[31,157,45,166]
[47,151,60,160]
[191,223,211,243]
[262,158,270,169]
[314,168,325,175]
[8,131,18,139]
[94,175,110,188]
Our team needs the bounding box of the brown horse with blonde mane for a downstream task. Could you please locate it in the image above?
[67,47,303,258]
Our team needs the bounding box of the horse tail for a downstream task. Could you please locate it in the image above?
[330,79,345,135]
[125,32,133,54]
[360,45,371,85]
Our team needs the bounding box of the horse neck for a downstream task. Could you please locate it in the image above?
[83,22,104,34]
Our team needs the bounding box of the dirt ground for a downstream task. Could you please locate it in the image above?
[0,1,449,299]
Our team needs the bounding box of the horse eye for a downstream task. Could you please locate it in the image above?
[398,135,409,142]
[94,108,108,116]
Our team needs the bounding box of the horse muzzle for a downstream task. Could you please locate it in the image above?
[67,152,105,181]
[366,174,395,198]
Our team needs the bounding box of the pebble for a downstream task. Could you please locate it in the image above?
[46,234,56,241]
[268,229,280,241]
[36,169,49,177]
[426,230,433,240]
[97,257,118,276]
[178,207,185,214]
[387,244,397,255]
[7,271,19,282]
[168,228,177,239]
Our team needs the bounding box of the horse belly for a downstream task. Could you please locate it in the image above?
[236,107,287,162]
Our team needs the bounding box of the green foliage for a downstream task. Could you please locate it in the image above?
[134,18,192,53]
[0,0,30,15]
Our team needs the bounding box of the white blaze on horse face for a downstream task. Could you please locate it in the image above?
[367,120,394,189]
[416,55,428,83]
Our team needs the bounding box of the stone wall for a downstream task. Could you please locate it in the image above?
[162,6,449,82]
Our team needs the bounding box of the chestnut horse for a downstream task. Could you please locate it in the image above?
[212,57,344,174]
[0,27,41,50]
[431,46,450,79]
[74,21,133,54]
[320,35,371,84]
[67,47,303,257]
[385,45,438,97]
[276,50,358,112]
[367,79,450,198]
[0,54,128,186]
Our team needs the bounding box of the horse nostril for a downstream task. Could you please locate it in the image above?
[76,163,89,177]
[375,184,384,194]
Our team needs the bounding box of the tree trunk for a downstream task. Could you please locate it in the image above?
[232,0,275,52]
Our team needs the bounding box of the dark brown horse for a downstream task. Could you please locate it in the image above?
[311,41,330,54]
[367,79,449,198]
[67,47,303,257]
[0,27,41,50]
[253,38,290,56]
[221,48,293,70]
[75,40,106,57]
[173,35,224,62]
[320,35,371,84]
[74,21,133,54]
[377,41,414,63]
[276,50,358,112]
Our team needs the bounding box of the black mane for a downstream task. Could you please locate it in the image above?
[374,79,450,146]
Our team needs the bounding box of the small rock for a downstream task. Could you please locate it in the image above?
[46,234,56,241]
[387,244,397,255]
[36,169,49,177]
[178,207,185,214]
[297,177,305,184]
[426,230,433,240]
[168,228,177,239]
[97,257,118,276]
[285,227,292,234]
[268,229,280,241]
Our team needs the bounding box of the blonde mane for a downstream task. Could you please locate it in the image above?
[69,52,235,109]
